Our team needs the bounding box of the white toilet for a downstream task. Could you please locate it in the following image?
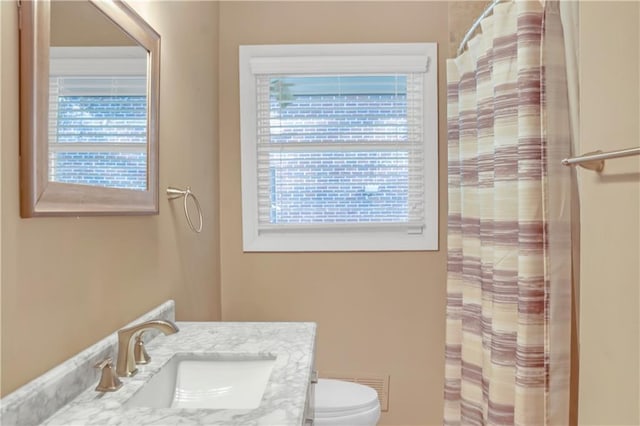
[313,379,381,426]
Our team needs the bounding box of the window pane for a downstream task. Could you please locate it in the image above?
[49,95,147,190]
[260,74,423,226]
[267,151,410,225]
[267,75,410,144]
[49,152,147,190]
[56,95,147,143]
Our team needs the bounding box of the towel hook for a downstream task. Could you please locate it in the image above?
[166,186,203,233]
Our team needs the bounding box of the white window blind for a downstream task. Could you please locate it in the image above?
[239,43,438,252]
[254,74,425,234]
[48,47,148,190]
[48,76,148,148]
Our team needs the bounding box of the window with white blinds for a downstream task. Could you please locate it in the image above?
[48,46,148,191]
[239,43,438,252]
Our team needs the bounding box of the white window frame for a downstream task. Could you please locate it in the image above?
[239,43,438,252]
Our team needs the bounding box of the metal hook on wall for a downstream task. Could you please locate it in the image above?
[166,186,203,233]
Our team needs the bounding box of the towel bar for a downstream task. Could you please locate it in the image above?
[561,147,640,171]
[167,186,203,233]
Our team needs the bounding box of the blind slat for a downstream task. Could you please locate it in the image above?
[49,143,146,153]
[256,222,425,232]
[256,142,424,151]
[250,55,428,74]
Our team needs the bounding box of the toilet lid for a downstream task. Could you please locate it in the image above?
[314,379,380,418]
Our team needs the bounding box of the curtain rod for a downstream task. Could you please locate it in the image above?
[456,0,504,57]
[562,147,640,171]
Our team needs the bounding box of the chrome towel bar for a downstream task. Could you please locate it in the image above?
[167,186,203,233]
[561,147,640,172]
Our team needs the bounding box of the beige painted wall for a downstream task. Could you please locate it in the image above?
[0,0,4,392]
[447,1,489,57]
[218,2,448,425]
[50,1,136,47]
[578,2,640,424]
[0,0,220,396]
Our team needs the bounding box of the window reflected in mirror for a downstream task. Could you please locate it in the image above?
[49,1,149,192]
[48,46,148,191]
[19,0,160,217]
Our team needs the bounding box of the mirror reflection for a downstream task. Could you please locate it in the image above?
[19,0,160,217]
[49,1,148,191]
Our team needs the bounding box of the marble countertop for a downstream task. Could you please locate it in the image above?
[1,301,176,426]
[41,321,316,426]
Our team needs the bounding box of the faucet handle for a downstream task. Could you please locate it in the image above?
[94,358,123,392]
[134,332,151,365]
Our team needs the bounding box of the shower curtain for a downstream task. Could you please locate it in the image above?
[443,1,573,424]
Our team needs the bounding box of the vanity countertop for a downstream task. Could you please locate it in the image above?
[41,321,316,426]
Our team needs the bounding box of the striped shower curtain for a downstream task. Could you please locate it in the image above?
[444,1,572,425]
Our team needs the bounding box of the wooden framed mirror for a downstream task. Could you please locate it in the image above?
[19,0,160,217]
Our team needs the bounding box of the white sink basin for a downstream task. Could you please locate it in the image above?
[124,354,276,410]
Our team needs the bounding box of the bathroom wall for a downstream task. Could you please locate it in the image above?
[0,0,3,391]
[50,1,137,47]
[447,1,490,57]
[578,1,640,424]
[7,3,633,424]
[0,0,221,396]
[218,2,449,425]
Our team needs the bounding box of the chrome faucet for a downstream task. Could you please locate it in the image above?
[116,319,179,377]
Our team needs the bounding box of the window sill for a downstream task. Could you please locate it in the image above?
[242,231,439,252]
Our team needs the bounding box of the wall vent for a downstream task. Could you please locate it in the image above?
[321,372,390,412]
